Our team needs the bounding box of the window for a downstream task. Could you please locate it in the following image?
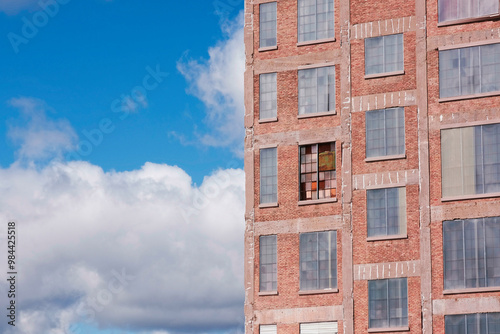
[299,143,336,201]
[366,107,405,158]
[260,73,277,120]
[443,217,500,290]
[367,187,406,238]
[298,0,334,43]
[299,230,337,291]
[365,34,404,76]
[441,123,500,198]
[260,235,277,291]
[440,43,500,99]
[260,325,277,334]
[439,0,499,23]
[445,313,500,334]
[300,322,338,334]
[260,2,277,48]
[260,147,278,204]
[298,66,335,115]
[368,278,408,329]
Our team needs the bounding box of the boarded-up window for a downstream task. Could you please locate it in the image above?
[260,325,277,334]
[441,123,500,198]
[300,143,336,201]
[300,322,338,334]
[300,231,337,291]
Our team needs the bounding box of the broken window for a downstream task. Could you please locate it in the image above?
[300,142,336,201]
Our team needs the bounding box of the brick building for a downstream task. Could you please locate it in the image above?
[243,0,500,333]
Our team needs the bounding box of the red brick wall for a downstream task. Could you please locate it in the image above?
[350,0,415,25]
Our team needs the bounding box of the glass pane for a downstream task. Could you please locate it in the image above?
[440,49,460,98]
[443,220,465,289]
[365,36,384,75]
[260,148,278,204]
[260,73,277,119]
[260,2,277,47]
[259,235,277,291]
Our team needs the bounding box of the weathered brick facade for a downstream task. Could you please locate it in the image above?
[244,0,500,333]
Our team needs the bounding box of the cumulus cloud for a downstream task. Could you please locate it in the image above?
[0,161,245,333]
[7,97,78,165]
[177,12,244,156]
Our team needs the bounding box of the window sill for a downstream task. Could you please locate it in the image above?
[297,111,336,119]
[443,286,500,295]
[439,90,500,103]
[259,202,279,209]
[367,234,408,242]
[438,13,500,27]
[368,327,409,333]
[259,117,278,123]
[364,70,405,79]
[259,46,278,52]
[441,192,500,202]
[259,291,278,296]
[365,154,406,162]
[298,288,338,295]
[298,198,338,206]
[297,37,336,47]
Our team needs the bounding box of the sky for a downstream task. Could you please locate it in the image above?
[0,0,246,333]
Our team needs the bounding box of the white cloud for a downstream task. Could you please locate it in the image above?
[0,161,245,333]
[177,12,244,156]
[7,97,78,165]
[0,0,39,15]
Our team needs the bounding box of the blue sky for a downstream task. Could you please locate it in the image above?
[0,1,245,333]
[0,0,244,183]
